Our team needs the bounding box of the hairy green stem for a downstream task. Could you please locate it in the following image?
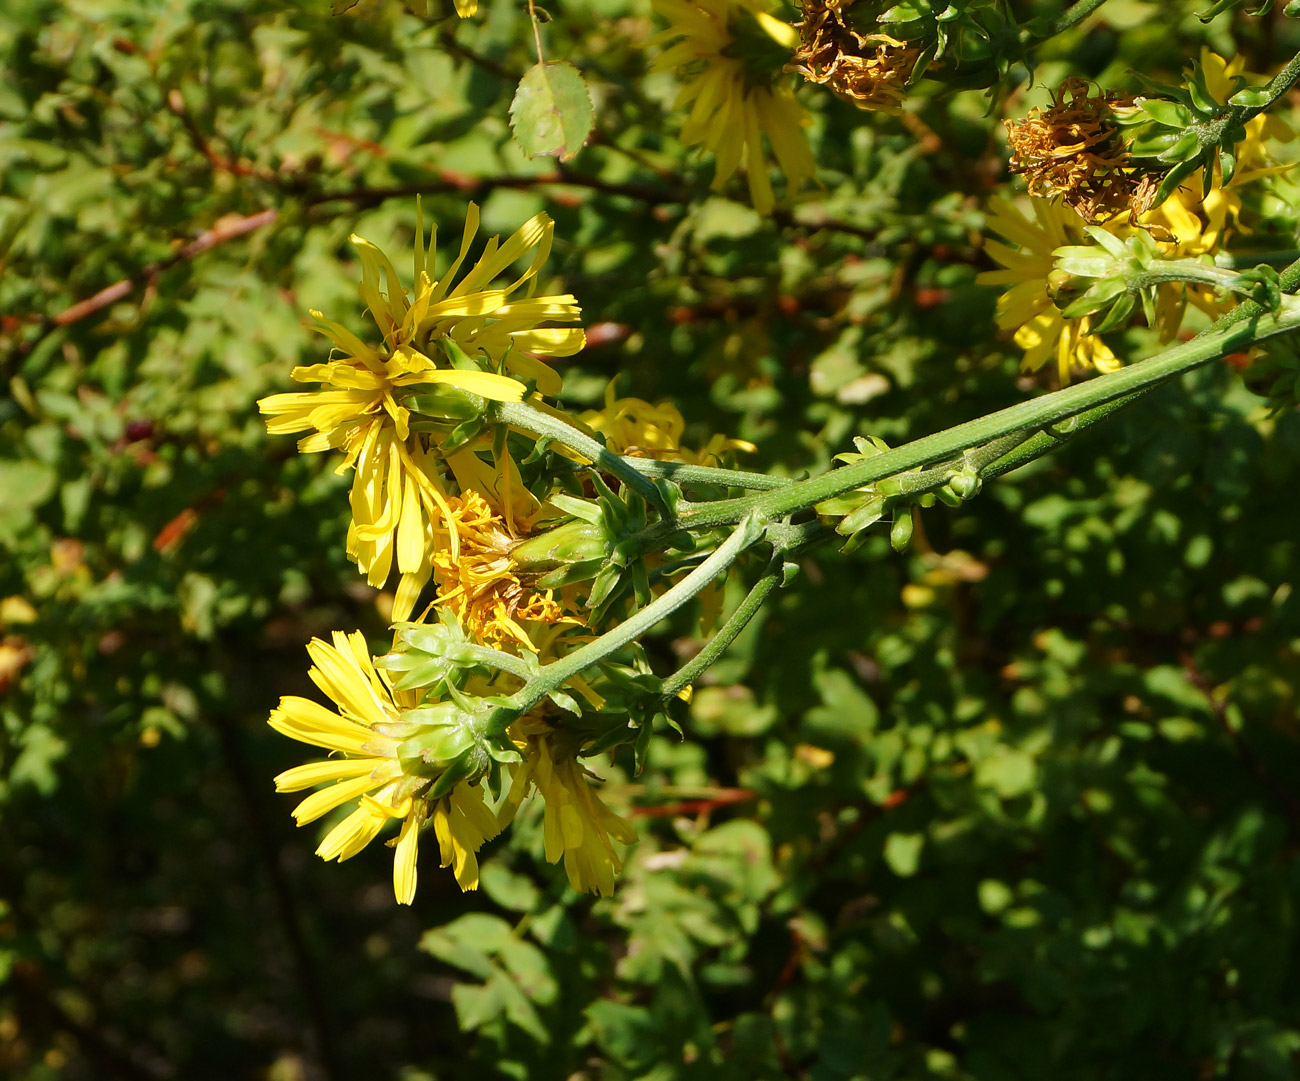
[979,395,1137,481]
[1138,259,1277,298]
[1234,48,1300,124]
[983,257,1300,479]
[492,516,762,727]
[660,566,783,700]
[618,455,793,491]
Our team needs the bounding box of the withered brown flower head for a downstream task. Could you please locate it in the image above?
[1006,78,1158,223]
[789,0,920,112]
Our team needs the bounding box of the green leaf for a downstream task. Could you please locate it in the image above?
[1138,98,1198,128]
[883,832,924,877]
[509,61,594,162]
[1228,85,1273,109]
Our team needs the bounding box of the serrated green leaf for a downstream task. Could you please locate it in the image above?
[509,61,593,162]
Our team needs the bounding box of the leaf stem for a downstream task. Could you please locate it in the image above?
[526,0,546,64]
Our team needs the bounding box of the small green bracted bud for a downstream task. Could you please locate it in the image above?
[890,508,914,552]
[949,469,981,501]
[390,687,521,798]
[389,612,481,668]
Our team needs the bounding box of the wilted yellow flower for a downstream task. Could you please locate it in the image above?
[500,717,637,896]
[431,491,579,653]
[651,0,815,214]
[260,203,585,619]
[978,196,1121,384]
[1004,77,1156,224]
[268,630,501,902]
[580,386,757,466]
[789,0,919,112]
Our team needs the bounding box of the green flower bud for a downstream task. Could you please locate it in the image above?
[890,509,914,552]
[511,519,609,570]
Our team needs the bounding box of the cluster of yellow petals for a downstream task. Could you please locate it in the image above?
[501,717,638,896]
[430,491,578,652]
[978,196,1122,385]
[581,387,757,466]
[259,204,584,620]
[650,0,815,214]
[268,631,500,903]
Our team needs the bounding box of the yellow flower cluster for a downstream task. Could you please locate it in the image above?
[501,716,638,897]
[261,206,749,906]
[982,51,1293,384]
[259,203,582,621]
[269,631,501,901]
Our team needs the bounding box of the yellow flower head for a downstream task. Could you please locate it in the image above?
[651,0,816,214]
[580,386,757,466]
[500,717,637,896]
[268,630,501,903]
[259,203,586,619]
[978,196,1121,385]
[431,491,580,653]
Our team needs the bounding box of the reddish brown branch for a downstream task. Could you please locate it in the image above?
[49,209,279,332]
[629,787,756,818]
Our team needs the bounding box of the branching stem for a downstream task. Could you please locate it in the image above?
[490,517,764,728]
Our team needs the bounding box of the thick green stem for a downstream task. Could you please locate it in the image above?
[979,258,1300,480]
[491,516,763,727]
[493,399,668,511]
[979,394,1137,481]
[677,296,1300,531]
[660,566,783,701]
[618,455,793,491]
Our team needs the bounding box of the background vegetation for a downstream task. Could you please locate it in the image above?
[3,1,1300,1078]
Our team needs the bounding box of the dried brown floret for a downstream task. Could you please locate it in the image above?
[789,0,921,112]
[1005,78,1160,223]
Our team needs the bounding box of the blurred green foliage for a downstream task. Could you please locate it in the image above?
[3,0,1300,1079]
